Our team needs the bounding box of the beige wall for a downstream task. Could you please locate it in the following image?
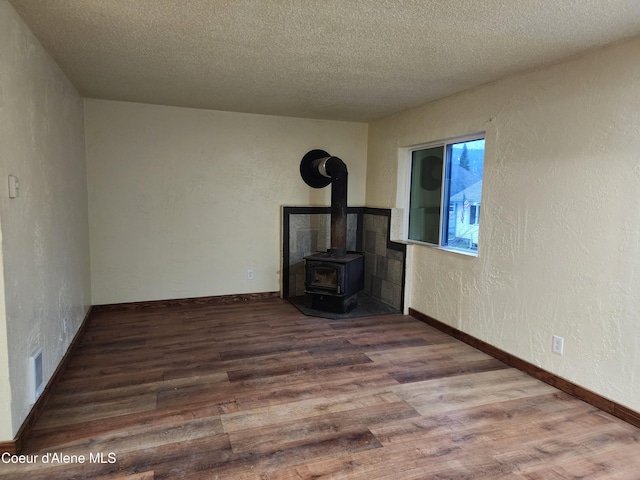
[366,37,640,412]
[85,100,368,305]
[0,1,91,440]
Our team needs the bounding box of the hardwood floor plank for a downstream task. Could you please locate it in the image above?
[162,350,313,381]
[34,393,158,429]
[222,390,403,433]
[306,337,431,357]
[393,368,559,416]
[365,342,492,363]
[45,372,229,409]
[228,399,420,460]
[97,434,233,480]
[25,401,230,453]
[54,368,166,395]
[226,353,374,382]
[230,372,399,412]
[389,357,509,383]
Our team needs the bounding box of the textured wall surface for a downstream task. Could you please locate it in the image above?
[366,36,640,413]
[85,100,368,305]
[0,1,91,439]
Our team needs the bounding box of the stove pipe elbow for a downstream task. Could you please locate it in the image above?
[315,156,347,182]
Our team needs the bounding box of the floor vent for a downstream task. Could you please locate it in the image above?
[29,348,44,404]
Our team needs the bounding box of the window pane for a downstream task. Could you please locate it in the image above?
[443,139,484,252]
[408,146,444,244]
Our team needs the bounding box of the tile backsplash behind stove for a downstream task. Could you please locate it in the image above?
[283,207,405,310]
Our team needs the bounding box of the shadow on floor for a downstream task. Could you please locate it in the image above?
[287,293,400,320]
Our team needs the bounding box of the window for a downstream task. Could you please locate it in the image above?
[407,136,485,254]
[469,205,480,225]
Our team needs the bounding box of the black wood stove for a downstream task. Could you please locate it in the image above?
[300,150,365,313]
[304,251,364,313]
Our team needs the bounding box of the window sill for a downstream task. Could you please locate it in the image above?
[407,240,478,258]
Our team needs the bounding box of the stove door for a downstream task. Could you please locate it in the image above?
[305,261,344,295]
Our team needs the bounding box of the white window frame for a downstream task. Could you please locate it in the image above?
[403,132,485,256]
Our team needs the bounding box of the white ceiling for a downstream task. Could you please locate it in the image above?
[9,0,640,122]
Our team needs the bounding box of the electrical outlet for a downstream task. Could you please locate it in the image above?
[552,335,564,355]
[247,269,254,280]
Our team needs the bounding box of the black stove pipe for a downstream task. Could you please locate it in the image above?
[300,150,348,257]
[324,156,348,257]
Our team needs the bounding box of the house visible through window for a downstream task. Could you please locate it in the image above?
[407,136,485,253]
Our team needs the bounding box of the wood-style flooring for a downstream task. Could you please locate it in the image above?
[2,298,639,479]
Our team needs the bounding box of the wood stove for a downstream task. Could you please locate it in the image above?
[304,251,364,313]
[300,149,365,314]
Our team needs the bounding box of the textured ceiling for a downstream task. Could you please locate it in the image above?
[9,0,640,122]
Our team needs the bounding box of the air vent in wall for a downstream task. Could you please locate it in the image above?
[29,348,44,405]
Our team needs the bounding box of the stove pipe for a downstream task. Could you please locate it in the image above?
[300,150,348,257]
